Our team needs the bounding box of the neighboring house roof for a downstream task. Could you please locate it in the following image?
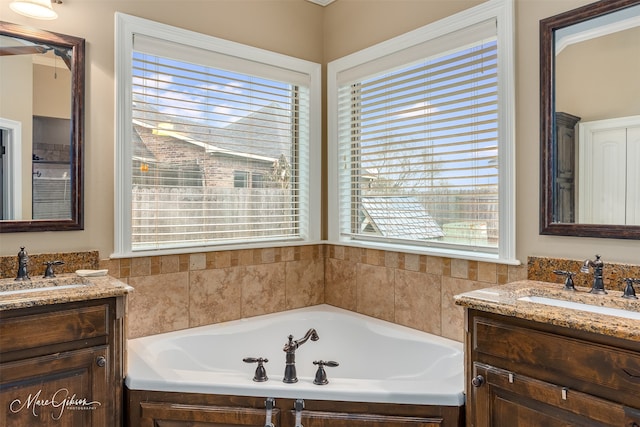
[132,94,289,161]
[361,196,444,240]
[133,120,276,163]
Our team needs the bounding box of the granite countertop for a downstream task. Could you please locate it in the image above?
[0,273,132,310]
[454,280,640,342]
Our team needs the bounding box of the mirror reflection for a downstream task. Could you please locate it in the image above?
[0,22,84,232]
[540,0,640,239]
[554,4,640,226]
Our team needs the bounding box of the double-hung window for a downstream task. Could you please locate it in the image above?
[115,14,320,256]
[328,0,516,262]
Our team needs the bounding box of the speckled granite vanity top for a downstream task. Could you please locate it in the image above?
[455,280,640,342]
[0,273,132,310]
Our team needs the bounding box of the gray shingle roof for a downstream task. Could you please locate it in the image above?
[361,196,444,240]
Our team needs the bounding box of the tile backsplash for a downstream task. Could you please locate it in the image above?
[4,248,637,343]
[0,250,99,278]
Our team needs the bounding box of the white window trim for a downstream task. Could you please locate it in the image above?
[113,12,322,258]
[0,118,22,220]
[327,0,517,264]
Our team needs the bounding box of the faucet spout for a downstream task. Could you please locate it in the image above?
[284,328,319,352]
[581,254,606,294]
[15,246,30,281]
[283,328,319,383]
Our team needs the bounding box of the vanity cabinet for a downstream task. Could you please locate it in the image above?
[465,309,640,427]
[126,389,464,427]
[0,297,126,426]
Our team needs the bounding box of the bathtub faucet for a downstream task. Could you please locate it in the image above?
[283,328,319,383]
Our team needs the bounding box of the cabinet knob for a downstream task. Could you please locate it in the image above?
[471,375,485,387]
[96,356,106,367]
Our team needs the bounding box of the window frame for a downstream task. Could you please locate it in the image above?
[327,0,517,264]
[114,13,321,258]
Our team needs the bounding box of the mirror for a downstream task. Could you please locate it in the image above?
[0,21,84,232]
[540,0,640,239]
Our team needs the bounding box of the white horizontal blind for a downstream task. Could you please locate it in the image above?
[130,36,309,251]
[336,19,499,250]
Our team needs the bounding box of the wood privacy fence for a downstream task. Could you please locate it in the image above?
[132,186,296,245]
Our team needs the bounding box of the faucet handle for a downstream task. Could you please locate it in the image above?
[243,357,269,382]
[553,270,576,291]
[313,360,339,385]
[622,278,639,300]
[43,260,65,278]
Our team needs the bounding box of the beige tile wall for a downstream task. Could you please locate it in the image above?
[323,246,527,342]
[101,246,325,339]
[101,244,527,341]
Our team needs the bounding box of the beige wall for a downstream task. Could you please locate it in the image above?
[1,0,638,265]
[33,63,71,118]
[0,53,33,218]
[556,27,640,122]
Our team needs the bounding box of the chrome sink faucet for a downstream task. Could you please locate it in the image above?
[15,246,30,281]
[580,254,606,294]
[283,328,319,383]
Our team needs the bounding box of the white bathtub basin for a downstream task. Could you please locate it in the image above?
[126,305,464,406]
[518,296,640,320]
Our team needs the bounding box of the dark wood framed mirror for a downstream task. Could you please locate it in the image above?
[540,0,640,239]
[0,21,84,232]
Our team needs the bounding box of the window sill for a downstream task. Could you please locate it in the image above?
[327,238,522,266]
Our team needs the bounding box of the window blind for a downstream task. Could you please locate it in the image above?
[130,35,310,251]
[336,19,499,250]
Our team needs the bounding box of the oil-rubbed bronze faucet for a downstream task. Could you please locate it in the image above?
[580,254,606,294]
[622,278,639,299]
[283,328,319,383]
[43,260,65,278]
[15,246,30,281]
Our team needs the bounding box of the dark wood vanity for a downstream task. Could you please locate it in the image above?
[456,281,640,427]
[0,276,130,426]
[466,309,640,426]
[126,390,464,427]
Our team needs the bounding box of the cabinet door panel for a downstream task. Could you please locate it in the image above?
[0,346,108,427]
[0,304,108,356]
[472,316,640,407]
[472,363,634,427]
[140,401,280,427]
[286,410,443,427]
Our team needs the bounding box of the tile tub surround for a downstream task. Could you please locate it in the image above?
[5,249,639,342]
[0,250,99,279]
[102,245,527,342]
[454,280,640,342]
[528,256,640,292]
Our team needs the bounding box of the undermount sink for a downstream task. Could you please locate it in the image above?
[0,283,85,296]
[518,296,640,320]
[0,277,90,296]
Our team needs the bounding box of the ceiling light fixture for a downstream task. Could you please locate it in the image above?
[9,0,62,20]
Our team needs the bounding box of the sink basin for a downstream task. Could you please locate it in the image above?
[0,283,85,296]
[518,296,640,320]
[0,277,90,296]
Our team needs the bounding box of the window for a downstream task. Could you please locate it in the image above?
[115,13,320,256]
[234,171,249,189]
[328,0,516,262]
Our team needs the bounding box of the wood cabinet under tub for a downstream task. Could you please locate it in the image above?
[0,297,126,426]
[465,309,640,427]
[125,389,465,427]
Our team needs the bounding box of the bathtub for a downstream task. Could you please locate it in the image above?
[125,304,464,406]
